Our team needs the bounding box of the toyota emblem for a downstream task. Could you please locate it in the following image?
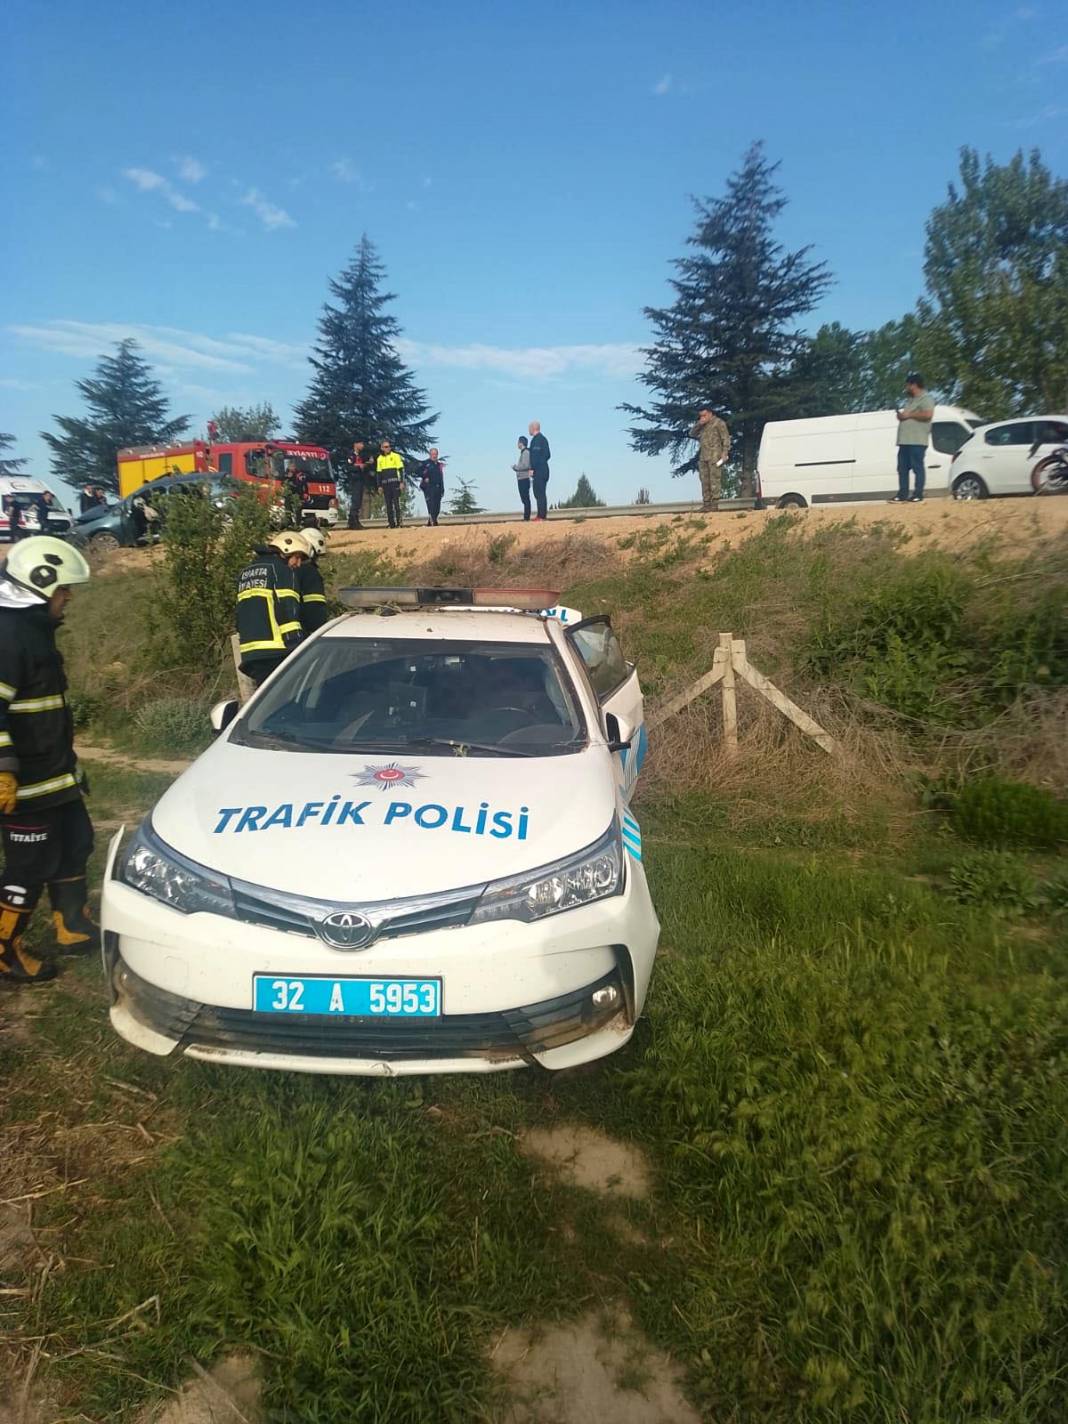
[317,911,373,950]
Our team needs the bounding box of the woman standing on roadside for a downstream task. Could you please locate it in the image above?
[513,436,532,521]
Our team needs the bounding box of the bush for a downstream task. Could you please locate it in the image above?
[950,775,1068,849]
[132,696,213,754]
[146,485,272,672]
[948,850,1040,913]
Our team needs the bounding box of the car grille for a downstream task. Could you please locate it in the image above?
[113,957,625,1062]
[230,878,483,945]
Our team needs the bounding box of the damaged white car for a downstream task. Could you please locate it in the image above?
[102,588,658,1075]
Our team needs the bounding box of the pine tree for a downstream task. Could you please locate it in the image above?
[42,339,190,493]
[448,477,483,515]
[558,474,606,508]
[294,236,437,466]
[0,433,27,476]
[211,403,281,441]
[634,487,652,505]
[622,143,831,495]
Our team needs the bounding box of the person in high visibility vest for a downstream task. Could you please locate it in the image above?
[0,536,97,986]
[235,531,310,686]
[376,440,406,529]
[297,527,330,634]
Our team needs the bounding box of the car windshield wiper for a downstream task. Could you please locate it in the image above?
[399,737,537,759]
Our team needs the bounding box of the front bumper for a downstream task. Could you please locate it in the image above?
[101,859,659,1076]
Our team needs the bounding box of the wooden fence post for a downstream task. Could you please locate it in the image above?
[231,634,257,705]
[719,631,738,757]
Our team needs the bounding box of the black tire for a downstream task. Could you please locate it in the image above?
[951,473,988,501]
[88,530,121,554]
[777,494,807,509]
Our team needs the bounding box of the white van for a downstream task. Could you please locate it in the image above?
[0,477,75,542]
[757,407,982,508]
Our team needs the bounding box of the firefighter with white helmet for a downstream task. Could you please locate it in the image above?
[235,531,311,687]
[297,526,330,634]
[0,537,97,986]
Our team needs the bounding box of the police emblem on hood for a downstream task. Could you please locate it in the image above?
[352,763,425,792]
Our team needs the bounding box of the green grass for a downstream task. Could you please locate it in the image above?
[4,772,1065,1422]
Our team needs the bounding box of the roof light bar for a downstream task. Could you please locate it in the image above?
[338,586,561,611]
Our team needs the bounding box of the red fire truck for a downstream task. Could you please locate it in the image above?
[116,439,339,527]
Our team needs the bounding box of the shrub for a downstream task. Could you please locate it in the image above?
[146,485,272,672]
[950,775,1068,849]
[948,850,1040,913]
[132,696,213,754]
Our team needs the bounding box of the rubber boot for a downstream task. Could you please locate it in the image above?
[0,905,57,986]
[48,878,100,955]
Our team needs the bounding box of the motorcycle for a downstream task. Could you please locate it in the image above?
[1030,440,1068,495]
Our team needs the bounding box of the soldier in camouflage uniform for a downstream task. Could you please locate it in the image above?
[690,409,730,510]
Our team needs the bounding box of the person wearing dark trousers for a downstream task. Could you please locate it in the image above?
[376,440,405,529]
[347,441,374,529]
[892,373,935,503]
[528,421,551,521]
[0,536,98,986]
[513,437,532,520]
[418,449,445,526]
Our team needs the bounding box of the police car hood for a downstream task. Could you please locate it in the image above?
[150,741,617,900]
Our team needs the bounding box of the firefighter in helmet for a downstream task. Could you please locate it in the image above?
[297,526,330,635]
[1,536,98,986]
[235,531,311,686]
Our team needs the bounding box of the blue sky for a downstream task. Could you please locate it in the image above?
[2,0,1066,511]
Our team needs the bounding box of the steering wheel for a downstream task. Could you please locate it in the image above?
[479,706,532,733]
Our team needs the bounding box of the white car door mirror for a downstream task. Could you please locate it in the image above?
[605,711,633,752]
[210,699,239,734]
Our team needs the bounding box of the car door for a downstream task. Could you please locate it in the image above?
[1030,420,1068,487]
[977,422,1037,494]
[566,616,646,801]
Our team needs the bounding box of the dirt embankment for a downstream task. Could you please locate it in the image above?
[91,498,1068,578]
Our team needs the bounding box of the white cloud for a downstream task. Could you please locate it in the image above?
[331,158,359,183]
[1038,43,1068,63]
[1015,101,1068,125]
[0,377,37,391]
[1014,5,1037,18]
[240,188,296,230]
[398,340,639,382]
[96,185,119,205]
[124,166,166,192]
[122,166,202,216]
[653,73,673,95]
[7,320,305,374]
[177,155,206,183]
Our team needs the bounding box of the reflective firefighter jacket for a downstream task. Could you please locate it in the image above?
[298,558,329,634]
[235,548,304,669]
[0,578,83,810]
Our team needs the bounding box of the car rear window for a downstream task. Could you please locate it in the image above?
[233,638,586,756]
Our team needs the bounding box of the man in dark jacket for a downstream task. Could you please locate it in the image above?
[235,531,309,685]
[418,449,445,526]
[528,422,551,521]
[297,527,330,633]
[346,442,375,530]
[0,536,96,986]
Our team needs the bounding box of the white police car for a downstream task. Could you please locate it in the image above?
[102,588,658,1075]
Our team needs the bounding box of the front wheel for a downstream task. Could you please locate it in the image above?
[952,473,987,501]
[777,494,807,509]
[88,530,121,553]
[1031,455,1068,495]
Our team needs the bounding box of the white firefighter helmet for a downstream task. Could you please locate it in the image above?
[267,531,311,559]
[302,526,326,557]
[3,536,91,597]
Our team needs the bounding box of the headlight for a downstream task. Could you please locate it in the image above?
[116,819,234,917]
[470,820,623,925]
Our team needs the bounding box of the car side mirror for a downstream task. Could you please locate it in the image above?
[604,711,633,753]
[210,699,239,734]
